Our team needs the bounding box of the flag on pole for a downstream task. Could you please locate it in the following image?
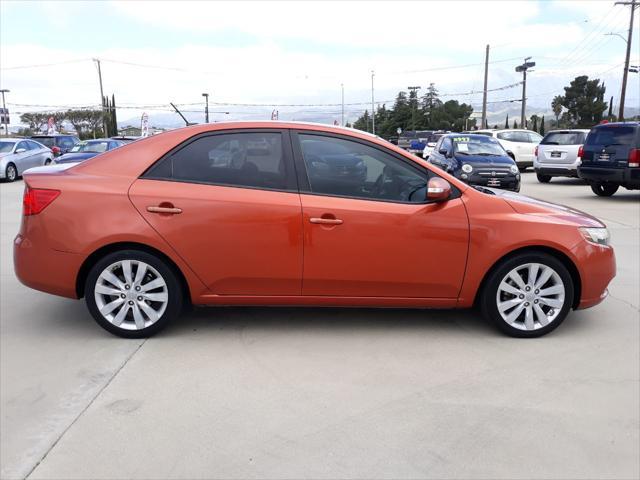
[271,109,278,120]
[141,112,149,137]
[47,117,56,135]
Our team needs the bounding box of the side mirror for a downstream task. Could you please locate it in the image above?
[427,177,452,202]
[15,148,26,154]
[438,148,451,157]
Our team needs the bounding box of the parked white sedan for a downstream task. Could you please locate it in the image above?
[0,138,53,182]
[475,129,542,171]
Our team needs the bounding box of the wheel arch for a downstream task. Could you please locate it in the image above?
[473,245,582,309]
[75,241,192,304]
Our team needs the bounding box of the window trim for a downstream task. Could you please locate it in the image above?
[141,128,299,193]
[291,129,459,204]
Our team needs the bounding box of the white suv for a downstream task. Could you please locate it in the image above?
[475,129,543,171]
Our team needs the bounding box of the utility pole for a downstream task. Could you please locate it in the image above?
[341,83,344,126]
[92,58,107,136]
[615,0,637,120]
[0,89,9,136]
[371,70,375,135]
[515,57,535,128]
[202,92,209,123]
[407,86,421,130]
[481,44,490,129]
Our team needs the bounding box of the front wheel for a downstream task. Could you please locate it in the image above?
[85,250,183,338]
[591,183,619,197]
[536,173,552,183]
[480,252,574,338]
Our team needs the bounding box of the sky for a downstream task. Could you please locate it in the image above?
[1,0,638,127]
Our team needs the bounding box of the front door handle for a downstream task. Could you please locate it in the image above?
[147,205,182,214]
[310,217,343,225]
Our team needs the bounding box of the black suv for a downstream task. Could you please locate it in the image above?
[30,134,79,157]
[578,122,640,196]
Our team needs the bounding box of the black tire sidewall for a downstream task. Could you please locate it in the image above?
[536,173,551,183]
[481,252,574,338]
[6,164,17,182]
[591,183,618,196]
[85,249,183,338]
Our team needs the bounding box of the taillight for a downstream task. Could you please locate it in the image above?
[629,149,640,168]
[23,186,60,216]
[577,145,584,159]
[534,145,538,157]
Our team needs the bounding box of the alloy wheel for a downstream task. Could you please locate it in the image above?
[495,262,565,331]
[94,260,168,331]
[6,164,17,182]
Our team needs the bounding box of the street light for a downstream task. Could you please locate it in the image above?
[0,89,9,136]
[515,57,535,128]
[202,92,209,123]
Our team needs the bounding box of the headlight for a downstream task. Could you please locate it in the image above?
[461,163,473,173]
[510,164,519,174]
[580,227,610,246]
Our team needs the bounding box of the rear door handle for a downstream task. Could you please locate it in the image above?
[310,217,343,225]
[147,205,182,214]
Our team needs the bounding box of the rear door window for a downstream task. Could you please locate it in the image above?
[145,131,292,191]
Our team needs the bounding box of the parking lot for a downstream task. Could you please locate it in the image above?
[1,173,638,479]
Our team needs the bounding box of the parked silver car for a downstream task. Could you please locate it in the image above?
[0,138,53,182]
[534,129,590,183]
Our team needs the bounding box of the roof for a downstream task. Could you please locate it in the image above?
[0,138,23,142]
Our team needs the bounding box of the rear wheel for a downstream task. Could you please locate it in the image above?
[480,252,574,338]
[591,183,619,197]
[536,173,552,183]
[44,158,52,165]
[4,163,17,182]
[85,250,183,338]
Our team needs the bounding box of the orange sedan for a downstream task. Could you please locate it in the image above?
[14,122,616,338]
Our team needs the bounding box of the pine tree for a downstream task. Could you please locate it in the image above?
[513,120,518,129]
[540,115,545,135]
[504,114,509,128]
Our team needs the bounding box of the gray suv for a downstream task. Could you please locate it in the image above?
[534,129,589,182]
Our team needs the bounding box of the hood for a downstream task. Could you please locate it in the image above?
[490,188,605,227]
[454,153,514,165]
[55,152,98,163]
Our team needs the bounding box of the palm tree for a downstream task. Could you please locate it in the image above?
[551,95,564,127]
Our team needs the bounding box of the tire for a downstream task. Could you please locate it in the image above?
[591,183,619,197]
[518,166,527,172]
[536,173,551,183]
[85,250,183,338]
[44,158,52,165]
[480,252,574,338]
[4,163,17,182]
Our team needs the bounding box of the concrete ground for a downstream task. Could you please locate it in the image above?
[1,173,638,480]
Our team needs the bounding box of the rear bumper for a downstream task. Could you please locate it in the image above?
[14,232,82,300]
[534,157,580,177]
[578,165,640,188]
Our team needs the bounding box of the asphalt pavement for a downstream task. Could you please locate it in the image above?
[1,173,638,479]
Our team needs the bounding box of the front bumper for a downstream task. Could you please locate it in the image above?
[571,239,616,309]
[458,171,521,191]
[578,165,640,189]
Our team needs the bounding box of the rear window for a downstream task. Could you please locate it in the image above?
[585,126,637,147]
[541,132,587,145]
[33,137,54,147]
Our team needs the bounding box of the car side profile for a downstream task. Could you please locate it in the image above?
[475,129,543,171]
[0,138,53,182]
[30,134,79,157]
[14,122,615,338]
[54,138,125,164]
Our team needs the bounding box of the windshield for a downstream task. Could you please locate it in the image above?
[585,126,637,147]
[452,136,506,156]
[542,132,587,145]
[70,141,109,153]
[426,133,444,143]
[0,141,16,153]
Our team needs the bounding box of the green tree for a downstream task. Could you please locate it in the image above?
[551,95,563,127]
[540,115,545,136]
[20,112,48,133]
[530,114,539,132]
[513,120,518,129]
[353,109,371,132]
[504,114,509,128]
[560,75,607,127]
[65,109,104,139]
